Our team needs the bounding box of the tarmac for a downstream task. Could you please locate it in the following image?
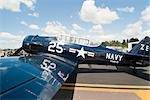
[53,64,150,100]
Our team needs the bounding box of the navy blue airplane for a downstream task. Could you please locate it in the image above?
[0,35,149,100]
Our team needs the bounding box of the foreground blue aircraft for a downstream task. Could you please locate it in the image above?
[0,35,149,100]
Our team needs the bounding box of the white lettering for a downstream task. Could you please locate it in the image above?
[114,54,119,61]
[58,71,69,81]
[40,59,52,72]
[106,53,111,59]
[110,53,114,60]
[118,55,123,61]
[48,41,63,53]
[140,44,145,50]
[106,53,123,62]
[40,59,57,80]
[41,70,49,80]
[48,41,56,52]
[140,44,149,51]
[146,45,149,51]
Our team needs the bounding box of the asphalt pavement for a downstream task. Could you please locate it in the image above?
[53,64,150,100]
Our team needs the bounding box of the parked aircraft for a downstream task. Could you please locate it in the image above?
[0,35,149,99]
[23,35,150,67]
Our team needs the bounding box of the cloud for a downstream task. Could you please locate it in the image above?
[42,21,78,35]
[122,21,143,38]
[141,6,150,22]
[138,29,150,40]
[21,21,28,26]
[86,34,118,43]
[89,24,104,34]
[29,24,39,30]
[70,30,78,35]
[79,0,119,24]
[0,0,36,12]
[21,21,39,30]
[28,12,39,17]
[72,24,84,31]
[119,6,150,40]
[117,6,135,13]
[0,32,24,49]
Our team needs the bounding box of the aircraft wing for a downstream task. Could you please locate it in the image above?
[0,54,77,100]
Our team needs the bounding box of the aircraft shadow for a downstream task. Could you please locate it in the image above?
[78,66,150,81]
[77,68,122,73]
[116,66,150,81]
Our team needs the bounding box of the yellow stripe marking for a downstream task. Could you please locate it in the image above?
[64,83,150,89]
[61,83,150,100]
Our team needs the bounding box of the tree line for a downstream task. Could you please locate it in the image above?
[101,38,139,48]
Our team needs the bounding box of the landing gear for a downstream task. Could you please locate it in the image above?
[132,66,137,73]
[88,64,92,70]
[115,66,118,70]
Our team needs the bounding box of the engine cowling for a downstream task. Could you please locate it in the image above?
[22,35,57,54]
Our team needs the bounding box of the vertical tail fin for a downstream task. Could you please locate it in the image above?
[129,36,150,56]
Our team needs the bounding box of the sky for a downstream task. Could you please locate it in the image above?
[0,0,150,49]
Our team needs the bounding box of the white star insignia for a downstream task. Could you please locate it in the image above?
[77,47,87,58]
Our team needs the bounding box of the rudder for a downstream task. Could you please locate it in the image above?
[129,36,150,57]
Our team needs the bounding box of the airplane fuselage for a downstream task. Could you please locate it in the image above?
[58,43,144,66]
[23,37,149,67]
